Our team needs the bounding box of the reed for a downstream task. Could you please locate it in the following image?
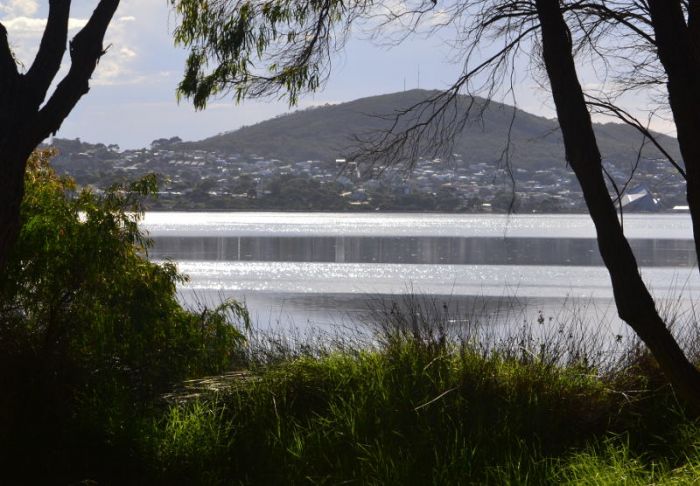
[142,294,700,485]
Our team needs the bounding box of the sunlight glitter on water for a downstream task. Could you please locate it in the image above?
[172,260,700,301]
[142,212,694,239]
[144,212,699,331]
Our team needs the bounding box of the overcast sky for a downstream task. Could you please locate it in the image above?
[1,0,671,149]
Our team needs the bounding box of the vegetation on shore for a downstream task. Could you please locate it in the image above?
[0,151,249,483]
[147,335,700,485]
[2,154,700,484]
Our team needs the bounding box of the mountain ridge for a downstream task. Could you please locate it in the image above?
[183,89,681,170]
[45,89,687,212]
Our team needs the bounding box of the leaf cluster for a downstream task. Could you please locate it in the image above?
[171,0,372,107]
[0,150,248,401]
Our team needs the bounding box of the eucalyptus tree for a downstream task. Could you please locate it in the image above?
[171,0,700,411]
[0,0,120,269]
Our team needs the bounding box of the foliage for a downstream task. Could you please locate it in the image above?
[145,324,700,485]
[0,149,249,482]
[1,149,248,390]
[171,0,366,107]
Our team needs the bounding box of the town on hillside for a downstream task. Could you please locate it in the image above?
[49,136,686,213]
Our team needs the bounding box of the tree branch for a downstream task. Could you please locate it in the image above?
[585,94,687,179]
[35,0,120,142]
[688,0,700,46]
[0,22,18,82]
[26,0,72,107]
[567,2,656,46]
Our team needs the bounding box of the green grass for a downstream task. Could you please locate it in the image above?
[140,330,700,485]
[5,299,700,485]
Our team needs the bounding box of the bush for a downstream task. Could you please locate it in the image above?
[0,150,248,483]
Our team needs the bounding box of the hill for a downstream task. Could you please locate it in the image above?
[47,90,687,213]
[186,89,681,170]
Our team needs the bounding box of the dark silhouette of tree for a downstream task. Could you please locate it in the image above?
[535,0,700,410]
[171,0,700,411]
[0,0,120,269]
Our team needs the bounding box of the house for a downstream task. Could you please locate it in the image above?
[619,185,660,212]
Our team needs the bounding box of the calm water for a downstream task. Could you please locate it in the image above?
[142,212,694,239]
[142,212,700,333]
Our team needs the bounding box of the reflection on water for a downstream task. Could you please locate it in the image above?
[173,261,700,299]
[142,212,694,239]
[140,212,700,333]
[172,260,700,334]
[151,236,697,267]
[179,289,623,339]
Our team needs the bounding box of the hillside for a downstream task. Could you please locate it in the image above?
[47,90,687,213]
[186,89,681,170]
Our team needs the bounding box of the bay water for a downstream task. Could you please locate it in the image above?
[142,212,700,338]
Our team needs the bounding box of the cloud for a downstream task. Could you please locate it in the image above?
[0,3,147,87]
[90,9,143,86]
[2,15,89,65]
[0,0,38,17]
[3,16,87,34]
[93,46,141,85]
[120,46,136,58]
[2,15,46,33]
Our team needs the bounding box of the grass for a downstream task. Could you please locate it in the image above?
[147,352,595,484]
[558,437,700,485]
[141,347,697,485]
[5,293,700,485]
[131,298,700,485]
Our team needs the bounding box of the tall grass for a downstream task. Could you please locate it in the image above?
[142,295,700,485]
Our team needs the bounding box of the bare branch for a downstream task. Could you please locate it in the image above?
[35,0,120,142]
[566,1,656,45]
[586,94,686,179]
[26,0,72,107]
[350,23,539,169]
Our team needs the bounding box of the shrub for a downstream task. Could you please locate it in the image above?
[0,150,248,482]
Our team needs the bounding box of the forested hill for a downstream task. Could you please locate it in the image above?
[185,89,680,169]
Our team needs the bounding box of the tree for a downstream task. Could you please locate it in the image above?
[0,150,250,479]
[0,0,120,269]
[535,0,700,409]
[170,0,700,410]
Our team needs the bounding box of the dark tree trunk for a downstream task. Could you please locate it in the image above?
[647,1,700,273]
[0,0,120,270]
[0,144,33,269]
[535,0,700,411]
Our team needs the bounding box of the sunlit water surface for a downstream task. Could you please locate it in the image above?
[142,212,700,337]
[143,212,693,239]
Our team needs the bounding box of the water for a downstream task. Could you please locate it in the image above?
[142,212,694,239]
[142,212,700,334]
[150,236,696,267]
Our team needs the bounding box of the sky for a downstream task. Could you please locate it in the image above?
[0,0,672,149]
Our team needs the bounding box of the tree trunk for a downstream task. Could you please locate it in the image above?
[648,1,700,273]
[0,146,31,270]
[0,0,120,270]
[535,0,700,412]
